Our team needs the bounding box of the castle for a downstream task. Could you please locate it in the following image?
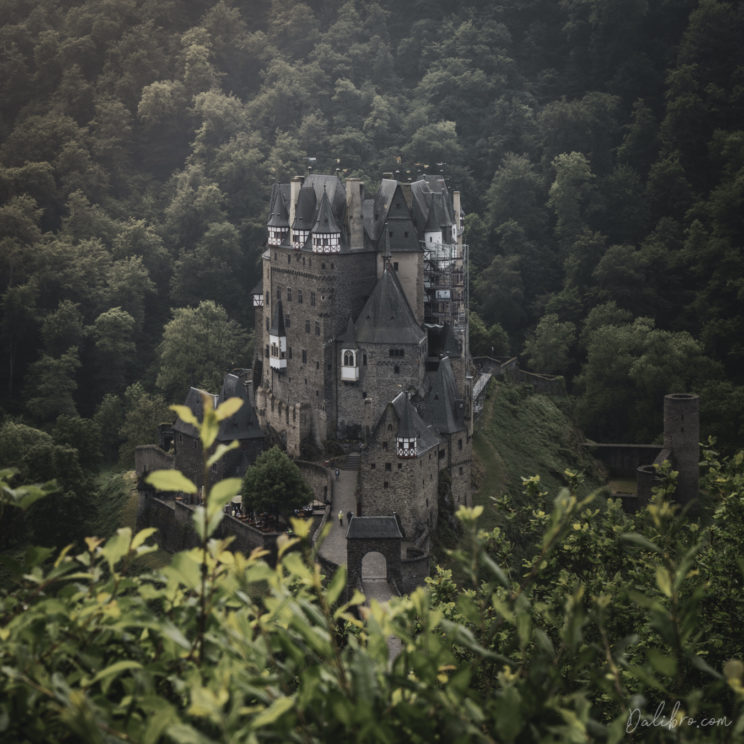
[251,173,473,546]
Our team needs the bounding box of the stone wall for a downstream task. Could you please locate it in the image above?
[135,445,174,476]
[399,551,430,594]
[136,492,280,561]
[359,406,438,543]
[297,460,334,506]
[583,443,663,479]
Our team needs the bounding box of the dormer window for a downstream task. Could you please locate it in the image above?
[252,291,264,307]
[397,435,416,459]
[341,348,359,382]
[312,230,341,253]
[293,229,309,249]
[268,226,288,246]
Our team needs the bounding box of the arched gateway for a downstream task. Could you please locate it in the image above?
[346,516,403,593]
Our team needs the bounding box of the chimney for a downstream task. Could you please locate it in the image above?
[346,177,364,251]
[289,175,303,244]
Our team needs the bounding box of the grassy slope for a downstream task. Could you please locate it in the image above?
[471,381,606,531]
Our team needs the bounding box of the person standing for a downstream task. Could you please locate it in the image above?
[338,510,343,526]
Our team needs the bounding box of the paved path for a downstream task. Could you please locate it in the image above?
[362,579,403,661]
[318,454,359,567]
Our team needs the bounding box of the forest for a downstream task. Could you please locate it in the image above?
[1,0,744,483]
[1,1,744,739]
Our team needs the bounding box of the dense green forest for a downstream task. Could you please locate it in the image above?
[1,0,743,511]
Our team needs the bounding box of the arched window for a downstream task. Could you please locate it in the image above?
[343,349,356,367]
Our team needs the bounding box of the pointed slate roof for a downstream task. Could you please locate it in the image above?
[269,299,286,336]
[217,373,263,441]
[338,315,357,347]
[292,185,317,232]
[173,375,263,442]
[389,391,440,453]
[354,267,425,345]
[422,357,464,434]
[312,187,341,234]
[267,183,289,227]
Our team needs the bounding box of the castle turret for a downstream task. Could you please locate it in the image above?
[311,186,341,253]
[268,299,287,371]
[396,394,417,459]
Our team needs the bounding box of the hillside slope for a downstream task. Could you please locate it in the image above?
[472,381,605,530]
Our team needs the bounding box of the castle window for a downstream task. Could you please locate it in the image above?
[331,263,335,269]
[321,262,326,269]
[439,449,445,459]
[305,320,310,333]
[315,321,320,336]
[276,288,281,301]
[382,441,388,450]
[387,424,392,431]
[459,467,463,475]
[287,288,292,302]
[343,350,356,366]
[394,365,400,374]
[266,318,270,331]
[389,231,393,238]
[404,232,408,238]
[315,361,319,369]
[393,262,399,271]
[311,292,316,306]
[285,315,290,328]
[274,251,277,260]
[384,481,389,488]
[265,345,269,358]
[302,350,307,363]
[265,291,269,304]
[389,348,404,358]
[370,463,376,470]
[458,438,463,451]
[363,354,367,366]
[298,290,303,304]
[385,463,391,472]
[398,463,402,470]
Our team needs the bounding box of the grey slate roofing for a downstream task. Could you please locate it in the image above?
[269,298,286,336]
[292,185,317,232]
[354,266,425,345]
[173,375,263,442]
[312,187,341,234]
[338,315,357,347]
[421,357,465,434]
[267,183,289,227]
[391,392,440,454]
[218,373,264,441]
[346,515,403,540]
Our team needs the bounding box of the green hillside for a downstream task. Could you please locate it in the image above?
[472,380,605,530]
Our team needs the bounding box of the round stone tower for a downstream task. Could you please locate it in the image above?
[663,393,699,504]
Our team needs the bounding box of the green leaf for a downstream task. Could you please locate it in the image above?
[215,396,243,421]
[131,527,158,551]
[146,469,197,495]
[89,660,142,688]
[620,532,662,553]
[655,565,672,598]
[169,404,199,428]
[208,478,242,512]
[326,566,347,607]
[647,647,677,677]
[206,440,239,468]
[100,528,132,571]
[252,695,295,729]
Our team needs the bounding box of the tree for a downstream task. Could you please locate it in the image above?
[156,300,249,402]
[241,445,312,521]
[24,347,81,424]
[118,383,171,468]
[522,313,576,375]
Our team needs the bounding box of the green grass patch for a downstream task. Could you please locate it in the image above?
[472,382,605,526]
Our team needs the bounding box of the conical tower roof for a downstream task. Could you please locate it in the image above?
[354,266,425,345]
[312,187,341,234]
[267,184,289,227]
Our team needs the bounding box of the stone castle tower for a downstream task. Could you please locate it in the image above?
[252,173,472,546]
